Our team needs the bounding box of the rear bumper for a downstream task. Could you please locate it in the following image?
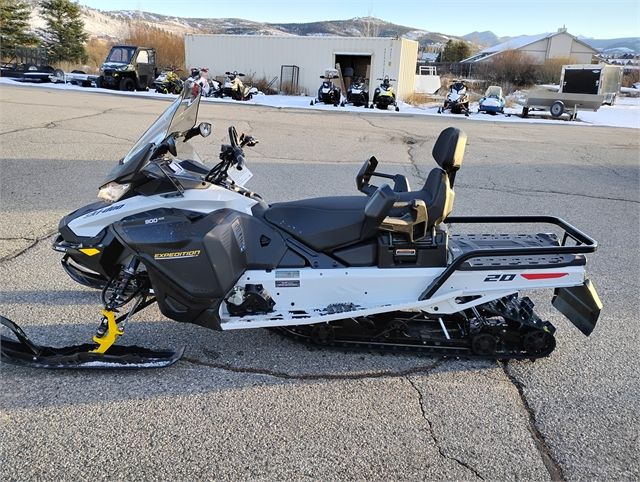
[552,279,602,336]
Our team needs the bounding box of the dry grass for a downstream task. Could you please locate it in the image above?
[403,92,438,106]
[280,81,299,95]
[124,22,185,71]
[244,72,278,95]
[622,69,640,87]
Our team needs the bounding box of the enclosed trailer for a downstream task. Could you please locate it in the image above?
[560,64,623,105]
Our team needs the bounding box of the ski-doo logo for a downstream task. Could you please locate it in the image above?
[84,204,124,218]
[154,250,201,260]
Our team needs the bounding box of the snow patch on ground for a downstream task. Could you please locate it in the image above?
[1,77,638,129]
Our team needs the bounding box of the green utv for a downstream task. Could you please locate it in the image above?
[97,45,158,91]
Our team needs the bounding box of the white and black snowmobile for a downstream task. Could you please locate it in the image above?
[310,69,341,107]
[346,76,369,107]
[1,82,602,369]
[439,80,470,116]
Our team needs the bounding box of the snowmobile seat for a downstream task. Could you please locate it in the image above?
[380,127,467,237]
[264,196,371,251]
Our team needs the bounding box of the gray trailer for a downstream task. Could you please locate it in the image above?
[522,90,604,120]
[560,64,623,105]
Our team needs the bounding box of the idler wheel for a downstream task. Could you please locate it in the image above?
[310,324,335,346]
[523,331,556,356]
[471,333,498,356]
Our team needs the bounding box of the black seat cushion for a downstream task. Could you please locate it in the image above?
[264,196,369,251]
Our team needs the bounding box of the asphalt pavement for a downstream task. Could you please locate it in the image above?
[1,84,638,481]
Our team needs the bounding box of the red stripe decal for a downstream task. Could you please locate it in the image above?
[521,273,568,280]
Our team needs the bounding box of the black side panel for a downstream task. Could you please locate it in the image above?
[333,240,377,267]
[113,208,287,329]
[378,230,448,268]
[552,279,602,336]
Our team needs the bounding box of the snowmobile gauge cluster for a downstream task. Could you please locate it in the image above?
[1,81,602,369]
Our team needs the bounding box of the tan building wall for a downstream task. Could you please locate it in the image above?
[184,35,419,100]
[517,32,596,64]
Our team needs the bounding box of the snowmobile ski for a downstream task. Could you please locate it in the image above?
[1,316,183,369]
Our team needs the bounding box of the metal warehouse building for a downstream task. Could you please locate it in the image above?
[185,35,419,100]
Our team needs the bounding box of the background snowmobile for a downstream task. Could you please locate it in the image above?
[310,69,341,106]
[371,76,399,111]
[346,76,369,107]
[1,82,602,369]
[478,85,506,114]
[189,67,221,97]
[222,70,257,100]
[438,80,470,116]
[152,68,184,95]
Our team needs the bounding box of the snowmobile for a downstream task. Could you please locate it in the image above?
[222,71,257,101]
[190,67,221,98]
[346,76,369,107]
[1,82,602,369]
[310,69,341,106]
[152,68,184,95]
[478,85,506,114]
[371,76,399,111]
[438,80,470,116]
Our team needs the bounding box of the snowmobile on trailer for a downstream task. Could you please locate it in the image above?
[1,82,602,369]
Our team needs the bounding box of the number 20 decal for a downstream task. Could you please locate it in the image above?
[484,274,516,282]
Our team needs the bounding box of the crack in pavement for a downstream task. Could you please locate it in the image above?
[182,356,442,381]
[501,362,565,482]
[0,231,57,263]
[457,183,639,204]
[0,107,119,137]
[406,373,485,480]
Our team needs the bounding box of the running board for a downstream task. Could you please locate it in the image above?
[220,290,515,330]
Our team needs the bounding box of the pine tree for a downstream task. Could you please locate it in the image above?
[441,40,472,62]
[0,0,39,54]
[38,0,88,63]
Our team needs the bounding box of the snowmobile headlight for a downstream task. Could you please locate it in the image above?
[98,182,130,203]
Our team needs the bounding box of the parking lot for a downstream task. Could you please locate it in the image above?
[1,83,638,480]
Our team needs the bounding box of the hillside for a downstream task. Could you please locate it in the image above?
[23,2,640,54]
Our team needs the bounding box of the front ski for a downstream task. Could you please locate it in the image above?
[1,316,183,369]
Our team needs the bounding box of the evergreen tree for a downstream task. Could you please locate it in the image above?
[441,40,472,62]
[0,0,38,54]
[38,0,87,63]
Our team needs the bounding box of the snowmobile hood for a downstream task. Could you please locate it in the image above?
[103,82,201,185]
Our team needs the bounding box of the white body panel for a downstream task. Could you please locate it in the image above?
[219,265,585,330]
[68,185,257,238]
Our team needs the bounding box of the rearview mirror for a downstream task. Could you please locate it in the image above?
[199,122,211,138]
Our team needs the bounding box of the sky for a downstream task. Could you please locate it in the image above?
[76,0,640,39]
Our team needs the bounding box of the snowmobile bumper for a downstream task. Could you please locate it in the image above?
[0,316,183,369]
[552,279,602,336]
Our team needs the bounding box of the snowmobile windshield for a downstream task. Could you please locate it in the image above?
[106,47,136,64]
[121,82,201,165]
[452,82,465,92]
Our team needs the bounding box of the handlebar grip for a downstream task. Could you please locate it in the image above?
[233,147,246,169]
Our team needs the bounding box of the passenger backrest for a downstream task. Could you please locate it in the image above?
[432,127,467,176]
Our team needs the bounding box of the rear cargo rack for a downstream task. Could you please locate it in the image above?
[420,216,597,300]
